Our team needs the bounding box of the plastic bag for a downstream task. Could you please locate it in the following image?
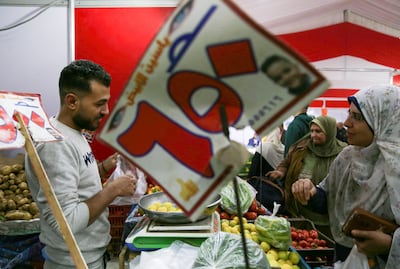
[334,245,369,269]
[192,232,270,269]
[254,202,291,250]
[220,177,257,215]
[108,156,148,205]
[129,240,199,269]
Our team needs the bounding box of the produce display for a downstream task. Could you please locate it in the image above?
[220,216,302,269]
[290,227,327,249]
[217,198,268,221]
[146,201,183,212]
[0,164,39,221]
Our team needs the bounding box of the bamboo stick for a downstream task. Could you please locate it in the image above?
[16,112,88,269]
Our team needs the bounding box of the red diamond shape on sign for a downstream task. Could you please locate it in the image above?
[31,111,45,128]
[207,40,257,78]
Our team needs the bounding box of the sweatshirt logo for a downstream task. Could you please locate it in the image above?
[83,152,96,167]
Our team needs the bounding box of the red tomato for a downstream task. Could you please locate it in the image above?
[256,206,267,215]
[291,231,298,241]
[302,230,310,238]
[309,229,319,239]
[297,232,305,241]
[219,212,230,220]
[249,200,258,212]
[244,211,258,220]
[299,240,309,248]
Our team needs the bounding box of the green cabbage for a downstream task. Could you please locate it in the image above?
[220,177,256,215]
[254,215,291,250]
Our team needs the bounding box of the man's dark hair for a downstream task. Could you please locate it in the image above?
[58,60,111,101]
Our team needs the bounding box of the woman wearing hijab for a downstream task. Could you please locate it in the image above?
[247,125,285,178]
[292,84,400,267]
[267,115,347,237]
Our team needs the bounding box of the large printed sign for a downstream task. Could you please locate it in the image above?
[0,91,63,149]
[99,0,330,220]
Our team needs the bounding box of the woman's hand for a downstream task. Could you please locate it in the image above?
[352,229,392,256]
[266,170,283,180]
[291,178,317,205]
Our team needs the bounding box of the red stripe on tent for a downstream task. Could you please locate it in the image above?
[326,100,351,108]
[310,100,323,107]
[320,88,359,98]
[279,22,400,69]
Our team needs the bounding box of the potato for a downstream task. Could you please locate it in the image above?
[9,184,18,192]
[22,189,30,197]
[15,172,26,184]
[4,190,14,196]
[11,164,23,173]
[16,197,30,207]
[19,203,31,212]
[0,181,9,190]
[7,199,16,210]
[5,210,32,220]
[9,173,16,181]
[0,165,12,175]
[29,202,39,215]
[0,198,7,211]
[18,182,28,191]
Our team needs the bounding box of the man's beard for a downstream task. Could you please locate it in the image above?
[73,113,100,131]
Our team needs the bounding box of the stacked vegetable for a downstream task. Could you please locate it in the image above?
[0,164,39,221]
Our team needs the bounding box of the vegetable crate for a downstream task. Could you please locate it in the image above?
[108,205,132,257]
[289,218,335,268]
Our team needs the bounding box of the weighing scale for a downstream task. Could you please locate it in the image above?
[125,212,220,251]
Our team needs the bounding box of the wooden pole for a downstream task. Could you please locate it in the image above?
[16,113,88,269]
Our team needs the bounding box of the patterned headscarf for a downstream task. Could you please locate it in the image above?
[320,84,400,267]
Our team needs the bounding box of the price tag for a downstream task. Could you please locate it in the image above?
[99,0,329,220]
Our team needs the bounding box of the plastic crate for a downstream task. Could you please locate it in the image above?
[108,205,132,256]
[289,218,335,268]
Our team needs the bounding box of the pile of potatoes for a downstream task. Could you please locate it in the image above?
[0,163,39,221]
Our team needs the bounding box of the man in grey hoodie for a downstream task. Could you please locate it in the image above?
[25,60,137,269]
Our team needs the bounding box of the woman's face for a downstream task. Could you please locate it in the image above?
[344,103,374,147]
[310,123,326,146]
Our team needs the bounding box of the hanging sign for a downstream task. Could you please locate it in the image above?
[98,0,330,220]
[0,91,63,149]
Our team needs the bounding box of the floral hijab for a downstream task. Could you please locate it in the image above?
[320,84,400,267]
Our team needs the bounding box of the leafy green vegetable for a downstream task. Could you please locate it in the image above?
[255,215,291,250]
[220,177,256,215]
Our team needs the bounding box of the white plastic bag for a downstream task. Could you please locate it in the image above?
[334,245,369,269]
[108,156,148,205]
[129,240,199,269]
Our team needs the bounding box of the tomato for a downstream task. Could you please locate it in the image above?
[299,240,309,248]
[256,206,267,215]
[249,200,258,212]
[291,231,298,241]
[219,212,230,220]
[244,211,258,220]
[309,229,319,239]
